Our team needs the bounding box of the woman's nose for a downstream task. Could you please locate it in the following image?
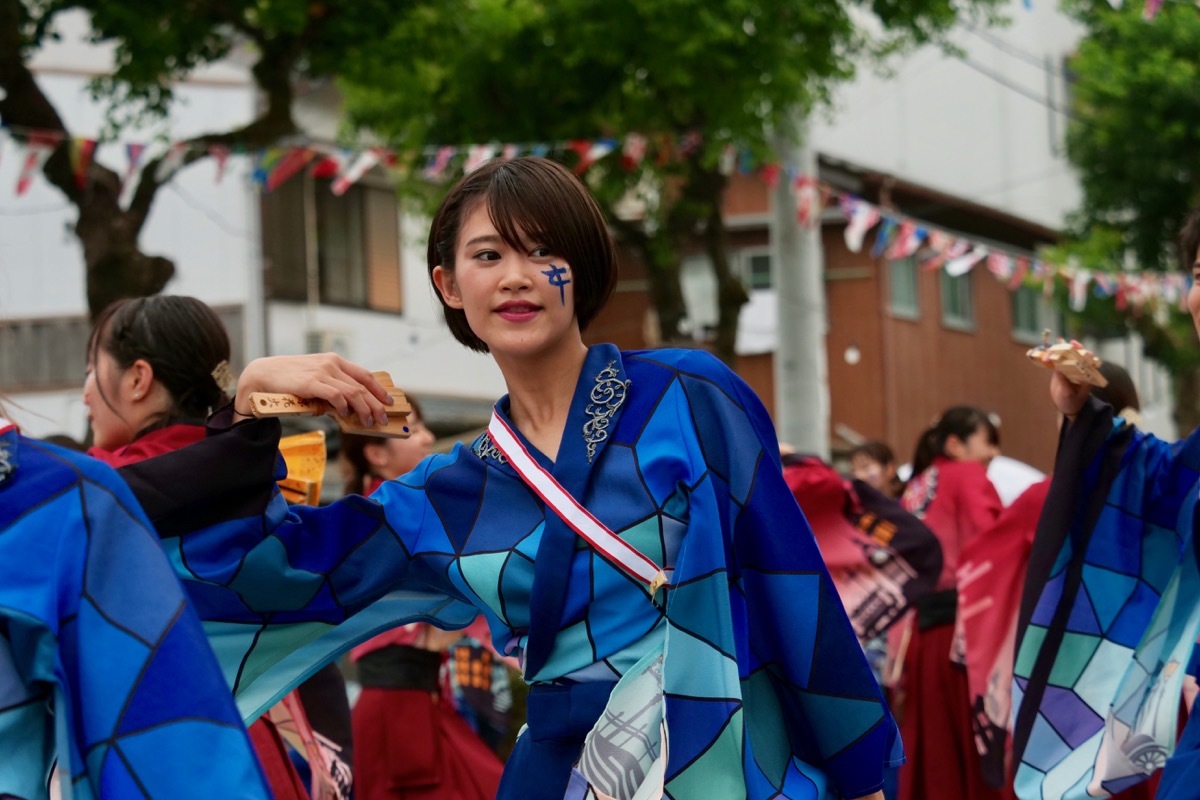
[498,259,534,290]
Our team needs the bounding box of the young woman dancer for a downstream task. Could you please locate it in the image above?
[896,405,1007,800]
[120,156,901,800]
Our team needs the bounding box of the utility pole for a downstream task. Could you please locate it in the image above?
[771,123,830,459]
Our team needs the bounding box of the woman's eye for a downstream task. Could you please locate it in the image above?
[475,250,500,262]
[531,246,553,258]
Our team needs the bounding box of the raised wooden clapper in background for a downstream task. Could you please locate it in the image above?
[1026,332,1109,388]
[277,430,326,506]
[248,371,414,438]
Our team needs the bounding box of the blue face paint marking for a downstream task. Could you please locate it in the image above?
[542,263,571,306]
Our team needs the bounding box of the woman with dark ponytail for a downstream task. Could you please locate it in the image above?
[895,405,1006,800]
[82,295,317,800]
[83,295,233,465]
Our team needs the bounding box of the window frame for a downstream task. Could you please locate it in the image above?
[887,256,921,321]
[939,269,976,332]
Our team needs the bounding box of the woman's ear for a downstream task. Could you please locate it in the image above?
[363,440,391,470]
[943,434,965,460]
[432,265,464,309]
[128,358,155,401]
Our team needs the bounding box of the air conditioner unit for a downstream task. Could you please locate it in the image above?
[304,328,352,358]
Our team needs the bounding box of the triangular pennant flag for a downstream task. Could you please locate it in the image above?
[1008,256,1031,290]
[209,144,231,183]
[331,149,380,195]
[16,131,63,196]
[621,133,648,171]
[718,143,738,176]
[118,143,146,208]
[760,163,781,189]
[1069,268,1092,311]
[266,147,315,192]
[465,144,498,173]
[871,217,898,258]
[501,143,520,161]
[155,142,190,182]
[567,139,616,175]
[793,175,820,227]
[919,230,953,270]
[945,246,986,277]
[840,197,881,253]
[309,148,344,180]
[1144,0,1163,18]
[986,251,1014,281]
[529,143,551,158]
[422,145,457,180]
[678,131,703,158]
[69,137,97,190]
[887,220,926,260]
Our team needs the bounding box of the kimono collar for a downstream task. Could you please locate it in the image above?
[483,343,631,475]
[0,419,16,486]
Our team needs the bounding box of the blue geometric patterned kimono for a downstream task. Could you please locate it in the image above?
[1012,397,1200,800]
[121,345,902,800]
[0,422,269,800]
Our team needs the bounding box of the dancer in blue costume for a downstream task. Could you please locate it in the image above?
[120,157,900,800]
[1010,207,1200,800]
[0,418,270,799]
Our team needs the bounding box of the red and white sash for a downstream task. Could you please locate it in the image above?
[487,412,669,595]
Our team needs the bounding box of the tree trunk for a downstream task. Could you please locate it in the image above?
[609,217,689,345]
[0,0,301,319]
[683,160,746,366]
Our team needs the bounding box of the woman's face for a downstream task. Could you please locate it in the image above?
[850,454,893,493]
[432,202,582,360]
[368,411,436,480]
[947,424,995,466]
[83,349,138,451]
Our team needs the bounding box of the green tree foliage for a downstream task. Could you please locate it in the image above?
[1058,0,1200,428]
[340,0,1004,364]
[0,0,396,317]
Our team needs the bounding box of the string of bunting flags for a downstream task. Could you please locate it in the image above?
[0,124,1187,315]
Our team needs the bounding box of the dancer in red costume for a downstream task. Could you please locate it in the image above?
[340,406,506,800]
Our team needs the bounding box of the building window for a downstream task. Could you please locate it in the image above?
[0,306,244,392]
[888,257,920,319]
[1011,285,1061,344]
[940,270,975,330]
[262,176,403,312]
[740,250,772,290]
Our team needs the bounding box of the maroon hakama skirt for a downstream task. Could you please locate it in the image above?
[352,686,504,800]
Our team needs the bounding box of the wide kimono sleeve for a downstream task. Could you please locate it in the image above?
[0,437,270,800]
[1012,397,1200,800]
[117,410,479,722]
[659,352,902,800]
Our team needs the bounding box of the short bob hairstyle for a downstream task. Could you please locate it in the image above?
[426,156,618,353]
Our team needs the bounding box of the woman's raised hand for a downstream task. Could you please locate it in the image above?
[233,353,393,428]
[1050,369,1091,421]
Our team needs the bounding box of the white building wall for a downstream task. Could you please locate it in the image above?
[813,0,1082,229]
[0,10,258,437]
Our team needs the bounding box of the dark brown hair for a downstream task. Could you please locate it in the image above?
[339,394,424,496]
[849,440,896,467]
[88,295,232,425]
[1093,361,1141,414]
[909,405,992,479]
[426,157,618,353]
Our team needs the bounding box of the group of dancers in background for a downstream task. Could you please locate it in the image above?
[4,155,1200,800]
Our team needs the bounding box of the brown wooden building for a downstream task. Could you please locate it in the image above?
[587,158,1064,473]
